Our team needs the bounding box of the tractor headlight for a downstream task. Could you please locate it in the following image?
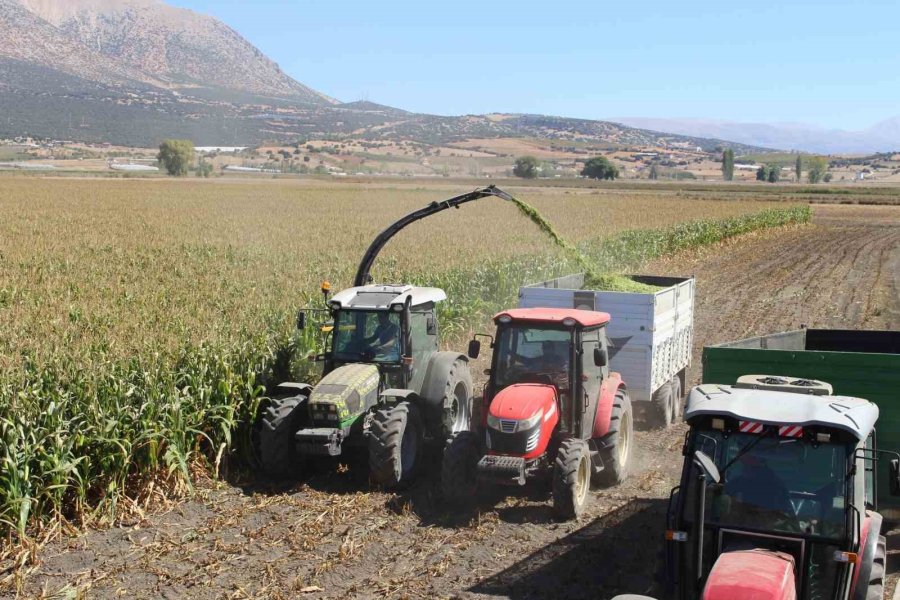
[487,413,502,430]
[519,410,543,432]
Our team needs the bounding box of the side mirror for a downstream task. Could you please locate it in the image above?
[594,346,608,367]
[426,315,437,336]
[890,459,900,496]
[693,450,721,484]
[468,339,481,359]
[296,310,307,330]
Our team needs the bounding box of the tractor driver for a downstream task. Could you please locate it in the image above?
[364,312,400,356]
[540,341,570,389]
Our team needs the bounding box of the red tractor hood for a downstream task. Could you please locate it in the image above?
[703,550,796,600]
[490,384,557,421]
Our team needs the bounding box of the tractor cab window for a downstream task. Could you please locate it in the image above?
[333,310,402,363]
[686,431,849,541]
[494,326,573,394]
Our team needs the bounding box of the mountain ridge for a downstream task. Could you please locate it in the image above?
[614,116,900,154]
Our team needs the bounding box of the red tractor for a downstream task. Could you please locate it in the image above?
[441,307,634,519]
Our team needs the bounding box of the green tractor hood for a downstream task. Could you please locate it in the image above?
[308,363,380,428]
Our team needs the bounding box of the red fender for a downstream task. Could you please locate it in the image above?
[592,372,624,438]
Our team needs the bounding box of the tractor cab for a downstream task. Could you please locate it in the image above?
[665,375,899,600]
[473,308,612,444]
[301,284,444,390]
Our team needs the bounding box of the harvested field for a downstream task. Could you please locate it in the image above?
[9,202,898,599]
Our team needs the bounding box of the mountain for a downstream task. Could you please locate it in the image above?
[0,0,767,152]
[614,117,900,155]
[10,0,334,103]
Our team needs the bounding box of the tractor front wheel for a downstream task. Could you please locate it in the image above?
[369,401,423,489]
[553,438,591,520]
[441,431,481,505]
[257,394,307,478]
[594,390,634,486]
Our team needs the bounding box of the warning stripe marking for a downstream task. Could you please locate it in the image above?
[779,425,804,438]
[739,421,764,434]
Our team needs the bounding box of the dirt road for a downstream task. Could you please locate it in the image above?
[10,204,900,600]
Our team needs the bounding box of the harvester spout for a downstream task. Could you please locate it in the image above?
[352,185,514,287]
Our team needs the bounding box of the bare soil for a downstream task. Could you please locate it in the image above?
[8,203,900,600]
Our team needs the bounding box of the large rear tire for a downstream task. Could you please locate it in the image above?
[440,358,473,438]
[369,402,423,489]
[441,431,480,505]
[594,390,634,487]
[866,535,886,600]
[257,394,307,478]
[553,438,591,520]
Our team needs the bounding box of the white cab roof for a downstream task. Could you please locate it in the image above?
[329,284,446,310]
[685,384,879,441]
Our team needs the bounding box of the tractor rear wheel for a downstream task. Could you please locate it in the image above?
[368,401,423,489]
[866,535,886,600]
[553,438,591,520]
[257,394,307,478]
[440,358,473,438]
[441,431,480,505]
[649,381,673,428]
[594,390,634,487]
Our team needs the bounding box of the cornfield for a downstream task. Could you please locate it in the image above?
[0,177,810,541]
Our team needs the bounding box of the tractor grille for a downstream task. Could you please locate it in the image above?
[500,419,517,433]
[487,422,542,455]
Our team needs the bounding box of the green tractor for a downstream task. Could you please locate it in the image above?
[256,186,514,488]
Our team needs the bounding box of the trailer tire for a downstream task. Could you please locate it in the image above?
[257,394,307,478]
[553,438,591,520]
[866,535,886,600]
[594,390,634,486]
[649,382,674,428]
[441,431,480,505]
[670,374,684,420]
[369,401,423,489]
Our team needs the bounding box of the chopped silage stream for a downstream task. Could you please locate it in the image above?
[507,195,662,293]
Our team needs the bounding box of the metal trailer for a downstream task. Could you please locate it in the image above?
[519,273,695,427]
[702,328,900,520]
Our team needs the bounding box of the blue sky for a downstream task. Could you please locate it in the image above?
[172,0,899,130]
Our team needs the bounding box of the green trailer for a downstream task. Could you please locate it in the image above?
[702,328,900,519]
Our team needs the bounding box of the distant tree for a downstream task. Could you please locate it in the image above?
[795,155,802,182]
[756,164,780,183]
[722,148,735,181]
[649,163,659,180]
[823,173,833,183]
[807,156,829,183]
[196,157,213,178]
[513,155,541,179]
[303,155,311,163]
[157,139,194,176]
[581,156,619,180]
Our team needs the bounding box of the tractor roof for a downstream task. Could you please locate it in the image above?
[685,384,879,441]
[329,285,446,310]
[493,308,610,327]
